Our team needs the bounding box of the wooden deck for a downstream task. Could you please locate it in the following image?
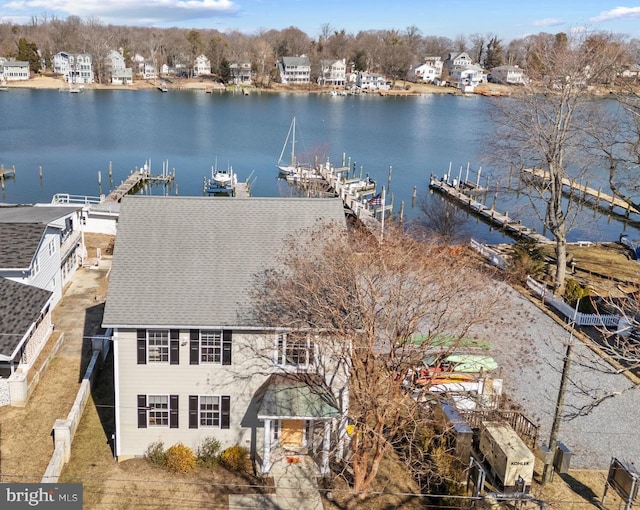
[282,159,392,236]
[429,174,551,244]
[105,169,174,203]
[523,168,639,217]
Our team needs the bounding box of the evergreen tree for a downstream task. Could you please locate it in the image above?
[219,58,231,84]
[483,36,504,69]
[17,37,40,74]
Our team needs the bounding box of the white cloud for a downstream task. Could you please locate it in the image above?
[531,17,565,27]
[591,6,640,22]
[3,0,240,25]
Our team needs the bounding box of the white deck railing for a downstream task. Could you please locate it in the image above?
[526,276,619,327]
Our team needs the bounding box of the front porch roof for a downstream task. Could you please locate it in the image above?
[256,373,340,420]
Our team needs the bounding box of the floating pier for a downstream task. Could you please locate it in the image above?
[523,168,639,218]
[429,174,551,244]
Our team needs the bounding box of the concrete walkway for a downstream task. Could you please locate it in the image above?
[228,455,323,510]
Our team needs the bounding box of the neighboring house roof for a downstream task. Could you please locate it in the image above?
[0,223,45,269]
[0,277,52,357]
[255,373,341,419]
[281,56,310,67]
[0,204,80,224]
[103,196,347,329]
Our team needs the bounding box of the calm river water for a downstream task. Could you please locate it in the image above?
[0,88,637,244]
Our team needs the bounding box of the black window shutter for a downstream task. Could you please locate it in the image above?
[137,394,147,428]
[170,330,180,365]
[137,329,146,365]
[189,395,199,429]
[170,395,179,429]
[189,329,199,365]
[222,330,232,365]
[221,395,230,429]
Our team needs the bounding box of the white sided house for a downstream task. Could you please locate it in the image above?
[52,52,94,84]
[451,64,486,92]
[0,204,83,307]
[318,59,346,87]
[356,72,389,91]
[278,56,311,84]
[490,65,527,85]
[102,196,350,475]
[193,54,211,77]
[408,63,439,83]
[0,59,30,81]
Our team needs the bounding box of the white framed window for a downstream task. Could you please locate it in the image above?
[275,332,315,369]
[199,396,220,427]
[148,330,169,363]
[189,395,230,429]
[200,330,222,363]
[148,395,169,426]
[48,239,55,257]
[32,257,40,277]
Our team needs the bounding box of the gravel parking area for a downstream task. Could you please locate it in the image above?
[476,282,639,469]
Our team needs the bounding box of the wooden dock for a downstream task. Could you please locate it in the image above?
[105,167,174,203]
[523,168,639,217]
[429,174,551,244]
[0,165,16,189]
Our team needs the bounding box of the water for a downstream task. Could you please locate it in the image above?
[0,88,637,244]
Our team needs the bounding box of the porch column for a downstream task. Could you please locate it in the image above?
[307,420,314,452]
[321,420,331,476]
[262,419,271,475]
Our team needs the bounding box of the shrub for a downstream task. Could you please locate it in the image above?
[563,278,595,313]
[220,445,249,473]
[508,238,546,284]
[145,441,167,467]
[197,436,222,468]
[165,443,197,473]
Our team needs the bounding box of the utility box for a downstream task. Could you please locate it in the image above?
[479,421,535,492]
[554,441,572,474]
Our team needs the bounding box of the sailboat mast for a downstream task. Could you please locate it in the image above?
[290,117,296,167]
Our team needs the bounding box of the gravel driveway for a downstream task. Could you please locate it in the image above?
[476,283,639,469]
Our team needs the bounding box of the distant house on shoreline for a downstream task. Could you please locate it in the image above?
[278,56,311,85]
[52,52,94,84]
[490,65,527,85]
[107,50,134,85]
[0,58,30,81]
[318,59,346,87]
[356,71,389,91]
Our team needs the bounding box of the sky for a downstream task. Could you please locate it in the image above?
[3,0,640,42]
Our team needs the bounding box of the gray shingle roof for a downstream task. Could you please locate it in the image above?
[0,223,45,269]
[0,204,80,224]
[102,196,347,329]
[0,277,52,359]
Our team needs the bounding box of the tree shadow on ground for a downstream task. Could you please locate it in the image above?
[560,473,604,508]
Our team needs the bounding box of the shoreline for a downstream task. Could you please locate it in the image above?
[3,74,516,97]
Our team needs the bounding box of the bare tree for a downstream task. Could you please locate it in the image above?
[381,29,413,86]
[249,222,500,494]
[415,192,469,244]
[468,33,487,64]
[492,31,626,294]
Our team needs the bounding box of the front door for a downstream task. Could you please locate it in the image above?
[280,419,304,447]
